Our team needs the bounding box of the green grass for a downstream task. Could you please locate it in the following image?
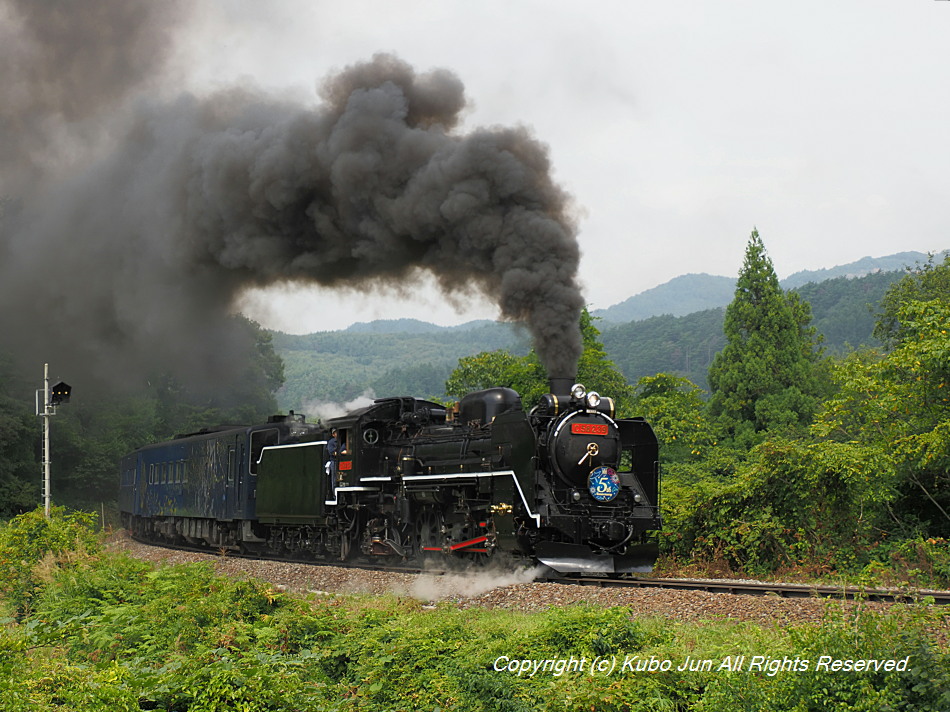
[3,552,948,711]
[3,507,948,710]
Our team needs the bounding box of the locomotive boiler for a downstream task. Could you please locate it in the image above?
[120,378,661,574]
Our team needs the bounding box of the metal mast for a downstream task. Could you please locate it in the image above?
[36,364,71,518]
[40,363,52,517]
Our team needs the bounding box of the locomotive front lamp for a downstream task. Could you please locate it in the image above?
[571,383,586,400]
[586,392,601,409]
[633,493,643,503]
[572,490,582,501]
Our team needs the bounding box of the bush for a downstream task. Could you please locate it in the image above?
[696,601,950,711]
[859,536,950,589]
[663,437,923,581]
[0,505,99,616]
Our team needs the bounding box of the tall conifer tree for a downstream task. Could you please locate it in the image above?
[708,229,822,440]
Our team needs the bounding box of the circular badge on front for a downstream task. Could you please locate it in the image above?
[588,466,620,502]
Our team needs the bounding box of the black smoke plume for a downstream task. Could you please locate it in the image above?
[0,2,584,394]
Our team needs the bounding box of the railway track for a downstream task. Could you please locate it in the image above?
[127,534,950,605]
[560,575,950,605]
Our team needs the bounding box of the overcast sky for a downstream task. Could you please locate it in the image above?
[176,1,949,333]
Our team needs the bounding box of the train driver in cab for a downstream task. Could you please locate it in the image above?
[325,428,339,478]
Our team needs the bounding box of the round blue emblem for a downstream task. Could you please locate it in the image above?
[588,466,620,502]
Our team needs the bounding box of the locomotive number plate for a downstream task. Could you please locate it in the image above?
[571,423,609,436]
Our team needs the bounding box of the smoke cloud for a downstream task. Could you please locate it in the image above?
[0,2,584,393]
[0,0,185,193]
[303,390,378,423]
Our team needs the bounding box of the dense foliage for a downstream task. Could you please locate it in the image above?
[630,374,716,463]
[875,254,950,346]
[1,513,946,711]
[658,249,950,582]
[0,355,36,516]
[0,506,100,617]
[815,298,950,539]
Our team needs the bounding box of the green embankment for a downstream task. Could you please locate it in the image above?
[2,509,948,711]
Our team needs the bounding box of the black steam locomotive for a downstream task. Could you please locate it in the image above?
[119,379,660,574]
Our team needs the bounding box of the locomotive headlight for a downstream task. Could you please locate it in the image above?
[586,392,601,409]
[571,383,587,400]
[572,490,582,502]
[633,493,643,503]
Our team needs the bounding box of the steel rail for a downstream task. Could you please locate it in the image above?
[557,575,950,605]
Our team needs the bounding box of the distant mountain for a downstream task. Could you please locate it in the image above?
[594,252,929,324]
[601,269,906,392]
[272,321,528,410]
[269,250,938,408]
[592,274,736,323]
[344,319,447,334]
[781,251,931,289]
[344,318,496,334]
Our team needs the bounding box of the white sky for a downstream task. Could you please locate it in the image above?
[176,1,950,333]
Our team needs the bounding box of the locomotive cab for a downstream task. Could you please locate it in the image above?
[325,396,449,482]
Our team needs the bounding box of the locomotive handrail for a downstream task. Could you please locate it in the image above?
[403,469,543,528]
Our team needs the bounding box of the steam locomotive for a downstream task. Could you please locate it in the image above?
[119,378,661,574]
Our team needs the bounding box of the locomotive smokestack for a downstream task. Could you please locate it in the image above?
[548,376,575,397]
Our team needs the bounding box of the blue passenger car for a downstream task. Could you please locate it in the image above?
[120,414,323,548]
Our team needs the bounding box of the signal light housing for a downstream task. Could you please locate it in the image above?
[50,381,72,406]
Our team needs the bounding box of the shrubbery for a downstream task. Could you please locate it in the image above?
[1,508,947,711]
[0,505,100,617]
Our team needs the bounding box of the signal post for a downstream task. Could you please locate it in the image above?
[36,364,71,518]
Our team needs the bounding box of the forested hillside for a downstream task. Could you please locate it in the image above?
[273,321,530,410]
[601,309,726,393]
[594,251,927,324]
[592,273,736,323]
[782,250,934,288]
[274,268,906,407]
[601,270,905,391]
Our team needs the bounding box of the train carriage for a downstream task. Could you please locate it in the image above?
[121,414,323,548]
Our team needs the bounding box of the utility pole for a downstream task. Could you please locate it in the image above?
[36,364,71,518]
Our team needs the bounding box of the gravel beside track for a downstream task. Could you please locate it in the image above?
[108,534,950,640]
